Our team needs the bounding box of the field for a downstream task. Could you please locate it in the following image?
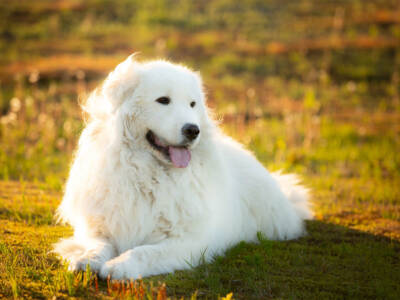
[0,0,400,298]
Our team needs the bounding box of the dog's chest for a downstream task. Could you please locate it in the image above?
[106,169,210,250]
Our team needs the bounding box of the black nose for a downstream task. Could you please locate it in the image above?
[182,123,200,141]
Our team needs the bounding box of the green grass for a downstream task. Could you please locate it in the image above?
[0,182,399,299]
[0,0,399,298]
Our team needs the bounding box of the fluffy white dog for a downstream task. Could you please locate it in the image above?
[54,55,312,279]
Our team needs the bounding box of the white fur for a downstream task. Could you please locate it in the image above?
[54,55,313,279]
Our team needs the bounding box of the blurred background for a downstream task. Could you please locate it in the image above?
[0,0,399,236]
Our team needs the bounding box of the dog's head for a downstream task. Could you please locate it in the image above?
[88,55,211,168]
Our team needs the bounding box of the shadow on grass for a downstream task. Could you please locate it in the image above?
[158,221,400,299]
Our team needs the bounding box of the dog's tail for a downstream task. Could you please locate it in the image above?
[271,171,313,220]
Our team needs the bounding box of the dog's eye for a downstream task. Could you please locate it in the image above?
[156,97,170,105]
[190,101,196,108]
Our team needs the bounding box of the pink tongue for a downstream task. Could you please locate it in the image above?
[168,146,191,168]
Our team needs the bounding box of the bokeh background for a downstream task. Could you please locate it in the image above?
[0,0,399,299]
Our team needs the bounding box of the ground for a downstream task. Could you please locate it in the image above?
[0,0,399,299]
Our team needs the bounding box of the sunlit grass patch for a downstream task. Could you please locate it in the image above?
[0,181,59,225]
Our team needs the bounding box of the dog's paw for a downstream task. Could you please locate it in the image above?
[64,248,111,273]
[99,249,142,280]
[55,238,115,274]
[68,255,105,273]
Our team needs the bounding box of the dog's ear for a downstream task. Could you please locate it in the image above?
[102,54,140,111]
[193,71,203,85]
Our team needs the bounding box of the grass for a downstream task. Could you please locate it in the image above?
[0,0,399,298]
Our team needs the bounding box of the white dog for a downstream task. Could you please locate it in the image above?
[54,55,312,279]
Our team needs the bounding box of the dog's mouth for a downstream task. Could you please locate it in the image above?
[146,130,191,168]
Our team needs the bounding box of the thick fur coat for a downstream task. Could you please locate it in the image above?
[54,55,313,279]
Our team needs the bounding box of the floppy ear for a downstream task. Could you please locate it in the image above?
[102,54,140,111]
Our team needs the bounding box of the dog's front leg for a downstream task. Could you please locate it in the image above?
[99,236,210,279]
